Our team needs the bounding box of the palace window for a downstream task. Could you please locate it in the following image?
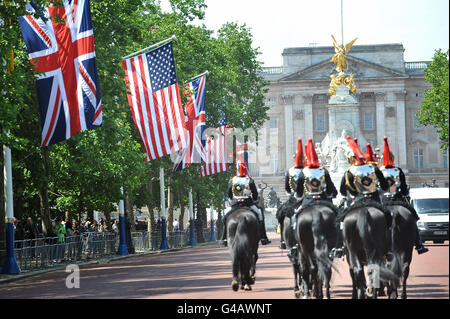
[414,149,424,168]
[413,112,424,129]
[269,153,279,174]
[363,113,374,130]
[269,117,278,135]
[315,113,326,132]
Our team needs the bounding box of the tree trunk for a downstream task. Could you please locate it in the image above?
[126,194,135,232]
[65,211,73,223]
[103,210,111,232]
[0,147,6,262]
[39,147,51,237]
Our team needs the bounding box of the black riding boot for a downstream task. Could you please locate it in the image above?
[278,216,286,249]
[259,220,271,245]
[329,222,345,259]
[221,217,228,247]
[415,226,429,254]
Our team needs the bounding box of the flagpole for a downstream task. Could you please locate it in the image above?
[122,35,177,60]
[184,70,209,84]
[188,188,197,246]
[116,186,129,255]
[159,167,169,250]
[2,142,20,274]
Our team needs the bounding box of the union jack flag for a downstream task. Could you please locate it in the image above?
[19,0,102,146]
[122,40,187,161]
[200,118,229,177]
[173,75,207,171]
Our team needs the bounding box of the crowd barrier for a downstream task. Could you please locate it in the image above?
[0,228,217,272]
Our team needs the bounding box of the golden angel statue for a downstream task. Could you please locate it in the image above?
[330,35,358,73]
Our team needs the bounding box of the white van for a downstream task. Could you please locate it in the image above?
[409,188,449,244]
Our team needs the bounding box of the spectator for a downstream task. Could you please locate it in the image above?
[91,219,99,232]
[172,218,179,231]
[65,220,75,260]
[72,221,80,235]
[46,220,58,262]
[112,220,119,233]
[98,218,106,232]
[24,217,38,240]
[55,218,66,262]
[14,217,24,241]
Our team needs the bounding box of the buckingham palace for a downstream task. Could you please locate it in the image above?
[251,43,449,201]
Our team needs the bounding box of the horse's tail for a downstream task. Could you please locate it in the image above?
[312,211,338,282]
[356,208,398,283]
[388,209,406,283]
[234,215,252,274]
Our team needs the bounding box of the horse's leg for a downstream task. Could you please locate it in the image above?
[349,268,357,299]
[401,262,410,299]
[324,266,332,299]
[231,254,240,292]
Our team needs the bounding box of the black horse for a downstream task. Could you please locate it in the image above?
[383,201,418,299]
[295,200,337,299]
[342,199,398,299]
[282,214,302,298]
[225,207,260,291]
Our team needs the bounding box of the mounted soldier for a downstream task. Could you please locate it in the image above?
[379,137,428,255]
[330,136,391,259]
[291,139,339,298]
[276,138,305,249]
[221,163,271,247]
[339,136,389,204]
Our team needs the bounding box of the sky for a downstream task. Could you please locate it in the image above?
[162,0,449,67]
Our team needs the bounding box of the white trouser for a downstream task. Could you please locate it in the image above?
[250,205,263,221]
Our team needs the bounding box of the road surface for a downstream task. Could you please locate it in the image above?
[0,232,447,299]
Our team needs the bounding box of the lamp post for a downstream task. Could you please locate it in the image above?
[159,167,169,250]
[116,187,128,255]
[2,144,20,274]
[188,188,197,246]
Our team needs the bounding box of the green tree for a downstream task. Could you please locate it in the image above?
[417,49,449,151]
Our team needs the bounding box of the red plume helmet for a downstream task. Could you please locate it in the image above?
[382,137,394,167]
[307,138,320,168]
[294,138,304,168]
[238,162,248,177]
[365,143,377,163]
[304,144,310,167]
[346,136,366,165]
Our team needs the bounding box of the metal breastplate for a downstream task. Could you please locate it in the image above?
[380,167,401,196]
[303,167,326,195]
[350,164,378,194]
[231,176,252,200]
[288,167,302,193]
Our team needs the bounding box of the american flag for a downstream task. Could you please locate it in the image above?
[200,118,229,177]
[173,75,207,171]
[19,0,102,146]
[122,40,187,161]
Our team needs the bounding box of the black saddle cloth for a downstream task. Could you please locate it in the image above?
[224,201,260,223]
[296,198,339,216]
[337,197,393,227]
[382,198,420,221]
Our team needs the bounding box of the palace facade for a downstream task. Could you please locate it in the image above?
[251,43,449,201]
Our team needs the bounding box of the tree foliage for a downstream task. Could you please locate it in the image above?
[1,0,269,232]
[417,49,449,151]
